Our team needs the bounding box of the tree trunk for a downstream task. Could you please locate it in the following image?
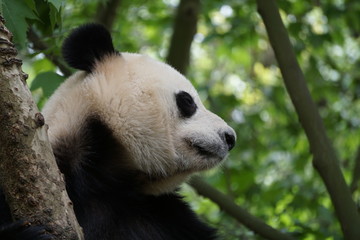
[166,0,200,74]
[95,0,122,30]
[0,17,84,240]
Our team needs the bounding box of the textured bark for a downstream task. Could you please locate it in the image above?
[256,1,360,239]
[166,0,200,74]
[0,17,84,240]
[190,176,296,240]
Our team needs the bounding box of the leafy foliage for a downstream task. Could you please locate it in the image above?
[2,0,38,48]
[1,0,61,49]
[30,71,64,108]
[4,0,360,239]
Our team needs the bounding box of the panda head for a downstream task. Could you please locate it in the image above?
[44,24,236,194]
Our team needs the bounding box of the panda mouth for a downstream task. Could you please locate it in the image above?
[185,139,224,160]
[194,145,218,158]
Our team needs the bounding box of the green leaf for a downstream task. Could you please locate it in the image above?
[24,0,36,11]
[49,3,57,29]
[47,0,62,10]
[48,0,62,29]
[30,71,64,98]
[32,58,56,75]
[3,0,38,48]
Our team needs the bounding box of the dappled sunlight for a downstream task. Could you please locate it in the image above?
[304,7,329,35]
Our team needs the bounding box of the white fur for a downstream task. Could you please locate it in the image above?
[43,53,236,194]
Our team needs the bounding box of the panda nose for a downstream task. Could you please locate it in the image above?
[222,131,236,151]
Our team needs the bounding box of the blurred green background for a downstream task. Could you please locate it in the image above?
[3,0,360,239]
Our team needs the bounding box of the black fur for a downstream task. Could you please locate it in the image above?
[0,219,52,240]
[62,24,116,72]
[0,189,52,240]
[0,117,217,240]
[0,190,12,226]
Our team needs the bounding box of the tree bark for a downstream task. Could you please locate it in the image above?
[166,0,200,74]
[0,17,84,240]
[256,1,360,239]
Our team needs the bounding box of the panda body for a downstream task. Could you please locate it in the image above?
[0,24,236,240]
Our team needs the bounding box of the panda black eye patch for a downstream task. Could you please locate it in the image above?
[175,91,197,118]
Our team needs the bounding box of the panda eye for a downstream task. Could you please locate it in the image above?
[175,91,197,118]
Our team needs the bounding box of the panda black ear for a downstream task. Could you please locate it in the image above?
[62,23,116,72]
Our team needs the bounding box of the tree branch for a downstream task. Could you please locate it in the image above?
[27,28,73,77]
[256,1,360,239]
[189,176,295,240]
[166,0,200,74]
[0,17,83,239]
[94,0,122,30]
[350,146,360,194]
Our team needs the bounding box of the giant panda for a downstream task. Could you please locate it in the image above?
[0,24,236,240]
